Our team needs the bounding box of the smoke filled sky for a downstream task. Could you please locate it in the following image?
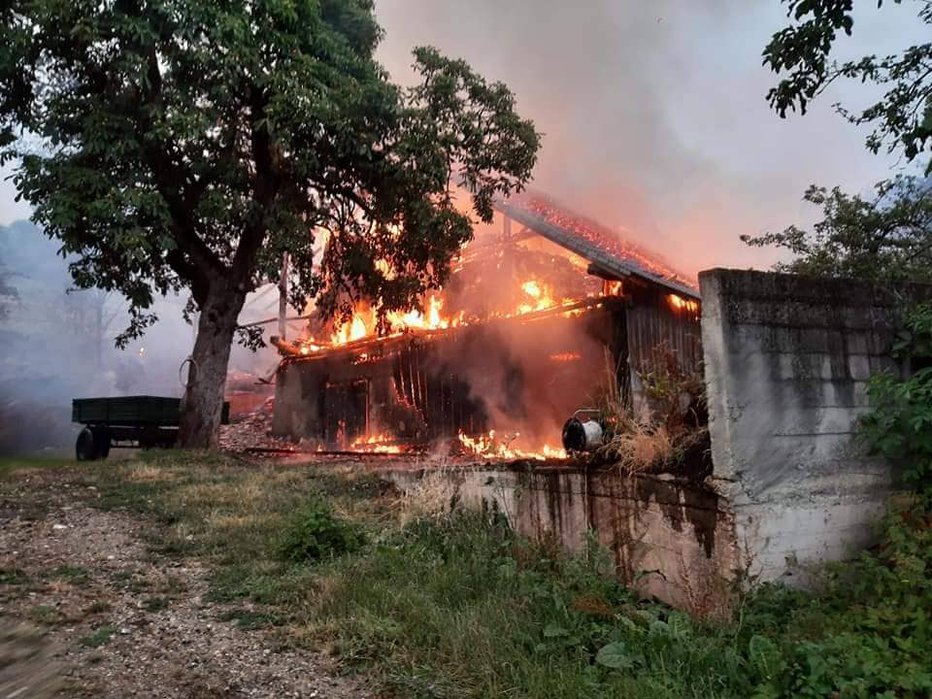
[0,1,926,276]
[374,0,927,275]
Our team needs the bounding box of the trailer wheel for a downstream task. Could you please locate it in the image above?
[75,428,98,461]
[91,427,111,460]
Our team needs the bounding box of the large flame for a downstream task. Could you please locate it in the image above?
[319,295,461,349]
[312,277,577,352]
[285,199,698,461]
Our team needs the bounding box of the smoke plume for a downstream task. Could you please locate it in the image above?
[374,0,918,276]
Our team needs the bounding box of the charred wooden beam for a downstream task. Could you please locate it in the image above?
[587,262,628,280]
[270,335,303,357]
[494,200,700,299]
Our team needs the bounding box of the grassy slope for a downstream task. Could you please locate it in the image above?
[21,452,929,699]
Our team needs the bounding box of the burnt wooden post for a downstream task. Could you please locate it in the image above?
[278,253,289,340]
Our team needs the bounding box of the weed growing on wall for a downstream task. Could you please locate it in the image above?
[596,343,710,477]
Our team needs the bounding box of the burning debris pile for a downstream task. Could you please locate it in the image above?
[270,192,701,462]
[456,430,567,461]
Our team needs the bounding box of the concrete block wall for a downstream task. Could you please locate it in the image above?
[384,465,739,617]
[700,268,929,583]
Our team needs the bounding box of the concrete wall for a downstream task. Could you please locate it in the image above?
[385,465,739,618]
[700,269,929,583]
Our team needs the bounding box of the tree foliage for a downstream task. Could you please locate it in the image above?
[764,0,932,173]
[0,0,539,340]
[742,176,932,282]
[860,302,932,497]
[0,0,540,445]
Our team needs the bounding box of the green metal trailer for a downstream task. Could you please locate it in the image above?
[71,396,230,460]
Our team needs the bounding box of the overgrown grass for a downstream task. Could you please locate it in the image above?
[82,452,931,698]
[50,565,90,586]
[313,511,752,698]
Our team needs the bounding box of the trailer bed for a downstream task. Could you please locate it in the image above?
[72,395,230,460]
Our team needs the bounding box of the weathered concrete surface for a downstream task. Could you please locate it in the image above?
[386,465,739,618]
[700,269,931,583]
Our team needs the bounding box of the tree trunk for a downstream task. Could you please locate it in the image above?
[178,286,245,448]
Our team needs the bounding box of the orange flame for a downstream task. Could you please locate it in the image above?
[549,352,581,362]
[457,430,566,461]
[350,434,403,454]
[667,293,699,313]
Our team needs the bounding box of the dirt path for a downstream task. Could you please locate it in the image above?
[0,468,371,698]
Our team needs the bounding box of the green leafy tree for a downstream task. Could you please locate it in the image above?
[742,176,932,281]
[0,1,540,447]
[860,302,932,497]
[764,0,932,173]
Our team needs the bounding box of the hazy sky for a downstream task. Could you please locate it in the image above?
[1,0,926,276]
[373,0,926,274]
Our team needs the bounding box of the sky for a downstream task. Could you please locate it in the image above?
[0,0,926,277]
[371,0,927,275]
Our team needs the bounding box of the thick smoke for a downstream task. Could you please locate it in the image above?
[0,222,280,455]
[374,0,921,276]
[425,211,610,452]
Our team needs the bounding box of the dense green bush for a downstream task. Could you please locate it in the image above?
[861,368,932,492]
[278,498,364,564]
[860,301,932,495]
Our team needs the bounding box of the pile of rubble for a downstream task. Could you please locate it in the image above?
[219,397,296,453]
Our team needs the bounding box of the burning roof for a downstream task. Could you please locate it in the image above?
[495,192,699,299]
[278,189,700,362]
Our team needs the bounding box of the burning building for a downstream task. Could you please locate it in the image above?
[271,192,701,458]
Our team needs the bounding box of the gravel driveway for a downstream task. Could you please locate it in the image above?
[0,468,371,698]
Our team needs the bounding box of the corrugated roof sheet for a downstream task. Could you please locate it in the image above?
[495,192,700,299]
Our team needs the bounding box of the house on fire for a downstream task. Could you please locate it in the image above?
[270,192,702,455]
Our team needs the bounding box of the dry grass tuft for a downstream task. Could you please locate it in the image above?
[205,511,272,532]
[124,462,173,483]
[605,423,674,474]
[398,469,460,525]
[593,344,707,476]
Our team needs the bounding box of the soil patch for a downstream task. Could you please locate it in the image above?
[0,468,370,698]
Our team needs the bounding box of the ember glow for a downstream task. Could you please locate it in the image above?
[510,193,697,290]
[457,430,566,461]
[667,293,699,313]
[350,434,404,454]
[549,352,581,362]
